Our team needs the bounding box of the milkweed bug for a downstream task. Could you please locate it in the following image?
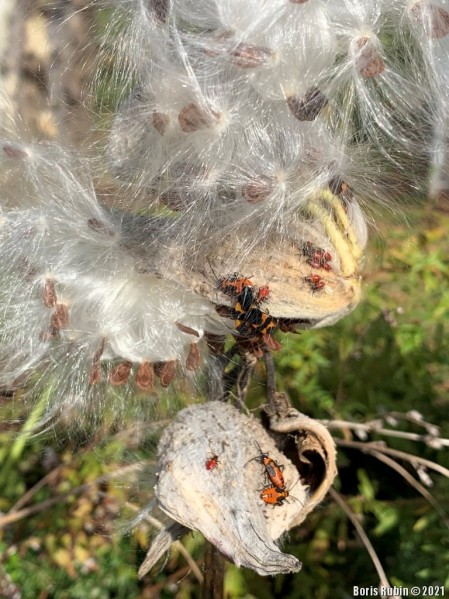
[305,274,325,291]
[205,453,220,471]
[302,242,333,271]
[260,485,289,506]
[249,443,285,489]
[260,477,303,507]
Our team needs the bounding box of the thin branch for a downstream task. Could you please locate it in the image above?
[8,466,61,512]
[329,488,392,591]
[320,419,449,448]
[0,461,148,529]
[335,439,449,479]
[367,449,449,528]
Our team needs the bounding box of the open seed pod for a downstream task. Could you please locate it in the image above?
[166,189,366,330]
[139,401,336,577]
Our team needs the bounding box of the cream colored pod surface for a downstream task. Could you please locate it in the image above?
[139,401,337,577]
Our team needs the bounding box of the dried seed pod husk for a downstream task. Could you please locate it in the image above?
[263,401,337,529]
[138,522,189,578]
[150,402,334,576]
[166,191,366,328]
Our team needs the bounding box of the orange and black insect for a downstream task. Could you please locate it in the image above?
[205,453,220,471]
[249,443,285,489]
[218,273,270,311]
[304,274,325,291]
[260,485,289,506]
[260,478,302,507]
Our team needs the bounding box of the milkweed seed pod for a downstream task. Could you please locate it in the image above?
[138,401,336,577]
[103,0,444,337]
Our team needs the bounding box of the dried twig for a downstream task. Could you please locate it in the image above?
[366,448,449,528]
[335,439,449,479]
[320,418,449,448]
[329,488,394,592]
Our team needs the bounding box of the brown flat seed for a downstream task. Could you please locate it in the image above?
[176,322,200,337]
[186,343,201,371]
[151,0,168,23]
[290,0,309,3]
[87,218,115,238]
[411,1,449,38]
[242,179,273,204]
[109,361,133,386]
[89,338,106,384]
[43,279,57,308]
[136,360,155,392]
[328,176,351,197]
[159,190,193,212]
[154,360,177,387]
[50,303,69,331]
[229,43,274,68]
[152,112,170,135]
[287,87,328,122]
[89,363,102,385]
[178,103,220,133]
[353,36,385,78]
[2,143,29,159]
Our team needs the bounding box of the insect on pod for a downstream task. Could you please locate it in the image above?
[260,477,302,508]
[260,485,289,506]
[205,453,220,471]
[304,274,325,292]
[248,443,285,489]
